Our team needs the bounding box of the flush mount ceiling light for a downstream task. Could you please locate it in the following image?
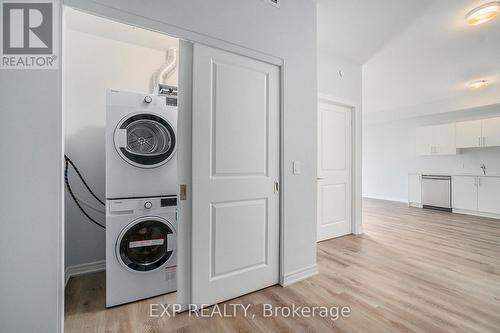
[468,79,489,89]
[466,1,500,25]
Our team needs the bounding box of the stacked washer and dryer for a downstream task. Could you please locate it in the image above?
[105,90,178,307]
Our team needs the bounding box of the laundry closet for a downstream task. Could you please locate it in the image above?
[63,5,283,317]
[64,8,181,308]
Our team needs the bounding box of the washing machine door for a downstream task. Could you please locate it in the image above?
[116,216,176,272]
[114,112,176,168]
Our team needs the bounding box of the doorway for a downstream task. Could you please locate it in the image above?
[63,6,182,318]
[317,95,361,241]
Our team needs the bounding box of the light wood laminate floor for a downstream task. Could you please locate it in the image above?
[65,199,500,332]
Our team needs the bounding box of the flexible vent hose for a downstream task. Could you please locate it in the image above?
[64,155,105,229]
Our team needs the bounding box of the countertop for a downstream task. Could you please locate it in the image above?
[409,172,500,178]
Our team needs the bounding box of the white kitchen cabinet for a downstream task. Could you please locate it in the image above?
[452,176,477,211]
[408,174,422,206]
[477,177,500,215]
[455,120,482,148]
[416,127,433,155]
[455,117,500,149]
[416,123,456,156]
[434,123,456,154]
[482,117,500,147]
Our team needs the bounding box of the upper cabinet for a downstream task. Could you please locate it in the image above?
[455,117,500,149]
[482,117,500,147]
[416,123,456,156]
[455,120,482,148]
[417,116,500,156]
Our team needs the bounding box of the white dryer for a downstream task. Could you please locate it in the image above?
[106,196,177,307]
[106,90,177,199]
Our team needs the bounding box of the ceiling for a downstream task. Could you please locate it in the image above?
[65,8,178,52]
[317,0,435,64]
[362,0,500,119]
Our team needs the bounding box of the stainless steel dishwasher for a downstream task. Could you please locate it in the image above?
[421,175,452,211]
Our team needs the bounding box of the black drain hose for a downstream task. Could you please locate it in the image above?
[64,155,105,229]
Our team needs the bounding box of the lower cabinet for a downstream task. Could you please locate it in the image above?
[452,176,477,211]
[477,177,500,215]
[452,176,500,216]
[408,174,422,206]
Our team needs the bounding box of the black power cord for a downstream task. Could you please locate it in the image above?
[64,155,105,229]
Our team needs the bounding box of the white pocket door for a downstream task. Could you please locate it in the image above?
[191,44,280,306]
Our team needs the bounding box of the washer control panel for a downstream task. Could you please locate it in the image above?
[108,196,177,215]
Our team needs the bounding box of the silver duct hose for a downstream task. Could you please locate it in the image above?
[152,48,177,95]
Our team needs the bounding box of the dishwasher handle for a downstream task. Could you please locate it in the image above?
[422,175,451,181]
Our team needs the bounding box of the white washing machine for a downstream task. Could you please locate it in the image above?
[106,89,177,199]
[106,196,177,307]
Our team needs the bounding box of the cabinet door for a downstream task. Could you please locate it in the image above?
[408,174,422,204]
[452,176,477,211]
[482,117,500,147]
[416,126,433,155]
[477,177,500,214]
[433,123,456,155]
[455,120,482,148]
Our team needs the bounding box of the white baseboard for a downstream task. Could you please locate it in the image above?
[281,264,318,287]
[363,194,407,203]
[453,208,500,220]
[65,260,106,287]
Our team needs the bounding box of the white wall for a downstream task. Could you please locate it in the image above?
[363,110,500,202]
[0,54,62,333]
[64,27,177,269]
[317,50,361,103]
[1,1,317,331]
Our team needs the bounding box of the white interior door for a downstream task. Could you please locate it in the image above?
[191,44,280,306]
[317,102,352,241]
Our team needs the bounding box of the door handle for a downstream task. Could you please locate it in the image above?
[274,181,279,193]
[317,177,325,180]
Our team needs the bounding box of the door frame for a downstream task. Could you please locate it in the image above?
[317,93,363,235]
[60,0,285,316]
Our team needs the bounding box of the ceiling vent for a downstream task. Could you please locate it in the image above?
[262,0,280,8]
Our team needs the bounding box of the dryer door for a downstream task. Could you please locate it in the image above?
[114,113,176,168]
[116,216,176,272]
